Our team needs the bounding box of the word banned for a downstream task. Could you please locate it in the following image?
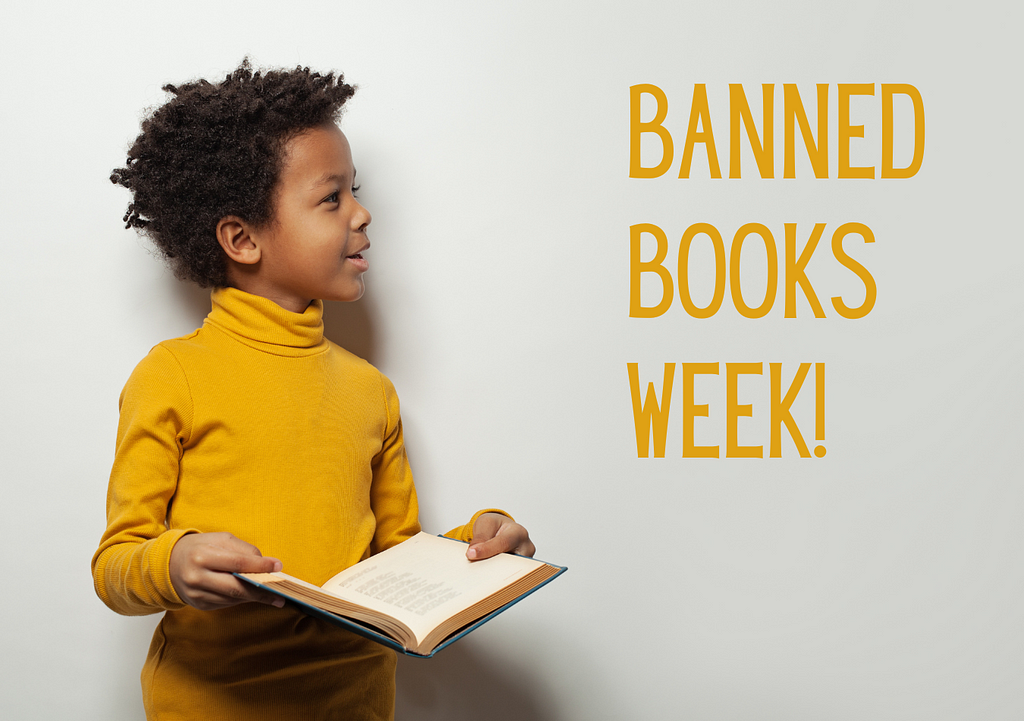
[627,362,826,459]
[630,83,925,179]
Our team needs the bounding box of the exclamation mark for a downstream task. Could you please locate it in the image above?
[813,362,826,457]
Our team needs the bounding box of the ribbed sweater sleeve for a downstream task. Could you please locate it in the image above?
[91,344,195,615]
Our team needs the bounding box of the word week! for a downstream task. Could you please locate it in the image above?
[628,362,826,459]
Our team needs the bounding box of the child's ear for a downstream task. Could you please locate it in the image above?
[216,216,262,265]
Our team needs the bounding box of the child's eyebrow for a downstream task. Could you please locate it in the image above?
[310,169,357,189]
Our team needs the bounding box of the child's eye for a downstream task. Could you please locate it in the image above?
[352,184,361,198]
[323,191,340,204]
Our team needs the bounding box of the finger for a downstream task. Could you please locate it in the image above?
[195,545,283,575]
[467,524,525,560]
[516,538,537,558]
[217,534,285,573]
[191,571,287,609]
[468,513,504,544]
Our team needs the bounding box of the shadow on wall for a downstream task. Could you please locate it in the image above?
[171,280,216,327]
[323,299,377,363]
[396,642,557,721]
[322,300,557,720]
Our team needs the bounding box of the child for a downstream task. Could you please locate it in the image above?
[92,61,534,720]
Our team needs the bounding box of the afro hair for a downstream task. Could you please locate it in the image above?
[111,59,356,287]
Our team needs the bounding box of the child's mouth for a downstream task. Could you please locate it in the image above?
[346,253,369,271]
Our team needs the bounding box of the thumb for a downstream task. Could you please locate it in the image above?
[467,528,516,561]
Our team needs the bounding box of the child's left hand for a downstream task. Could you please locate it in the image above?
[466,512,535,560]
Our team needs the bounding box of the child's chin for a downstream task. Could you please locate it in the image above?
[333,283,365,303]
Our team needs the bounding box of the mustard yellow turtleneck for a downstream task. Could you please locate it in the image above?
[92,287,498,720]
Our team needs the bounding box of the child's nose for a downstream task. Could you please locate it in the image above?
[354,201,371,230]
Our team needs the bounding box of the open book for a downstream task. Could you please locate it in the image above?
[237,532,566,657]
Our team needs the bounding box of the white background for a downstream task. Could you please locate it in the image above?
[2,1,1022,719]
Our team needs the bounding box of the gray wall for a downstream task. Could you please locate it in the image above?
[2,1,1022,719]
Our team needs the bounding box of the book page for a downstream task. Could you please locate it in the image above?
[320,533,545,643]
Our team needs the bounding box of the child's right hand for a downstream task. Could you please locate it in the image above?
[169,532,286,611]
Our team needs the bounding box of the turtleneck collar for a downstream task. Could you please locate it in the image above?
[204,287,328,357]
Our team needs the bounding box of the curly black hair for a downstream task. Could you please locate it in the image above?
[111,60,356,287]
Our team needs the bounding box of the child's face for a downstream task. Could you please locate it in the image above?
[251,123,371,311]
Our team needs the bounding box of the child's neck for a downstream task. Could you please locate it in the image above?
[224,270,314,314]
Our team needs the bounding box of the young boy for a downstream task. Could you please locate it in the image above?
[92,61,534,720]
